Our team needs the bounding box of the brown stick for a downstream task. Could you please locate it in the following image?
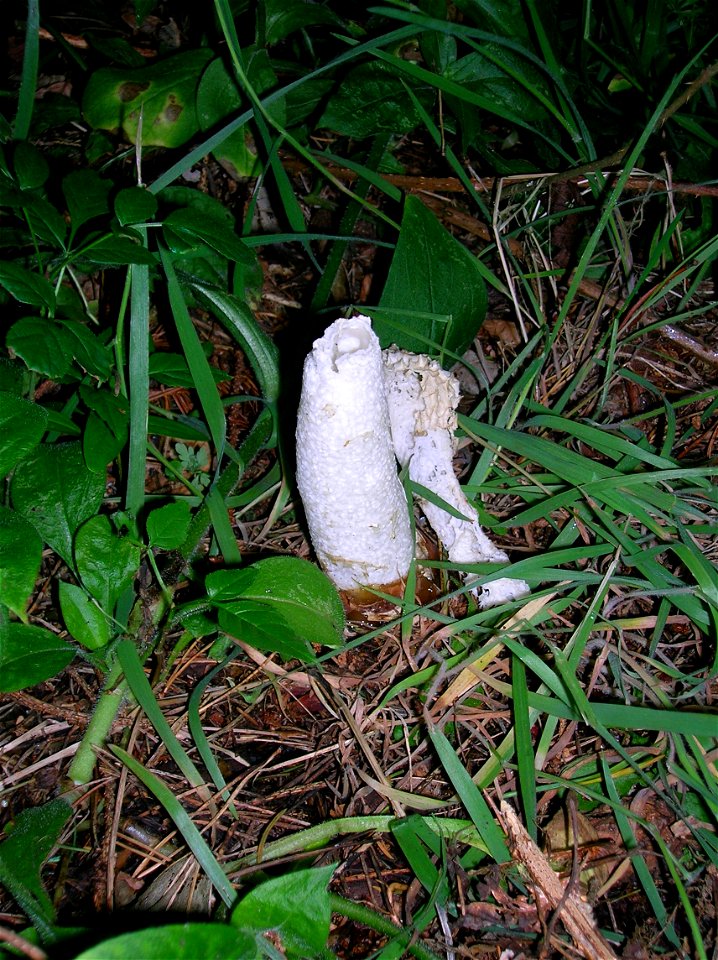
[499,802,619,960]
[0,925,48,960]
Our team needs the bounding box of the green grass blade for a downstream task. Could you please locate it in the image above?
[206,485,241,564]
[525,688,718,738]
[116,640,207,790]
[600,755,682,951]
[428,726,510,863]
[13,0,40,140]
[192,283,280,404]
[187,649,242,815]
[391,818,443,896]
[159,245,226,459]
[111,745,237,908]
[511,653,537,840]
[126,252,150,526]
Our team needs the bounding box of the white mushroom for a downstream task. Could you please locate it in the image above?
[295,315,414,592]
[295,316,529,611]
[383,347,529,609]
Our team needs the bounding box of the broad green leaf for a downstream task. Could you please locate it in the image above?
[58,320,114,380]
[62,170,112,235]
[0,799,71,941]
[159,185,236,226]
[82,49,213,148]
[207,557,345,650]
[131,0,157,27]
[445,48,549,139]
[30,94,82,136]
[264,0,341,44]
[284,76,334,125]
[10,442,105,566]
[0,622,75,692]
[7,317,112,380]
[77,234,157,266]
[80,383,130,434]
[74,514,140,614]
[0,261,55,310]
[8,316,112,383]
[452,0,531,38]
[114,186,157,226]
[149,351,230,388]
[6,317,75,379]
[0,506,42,621]
[377,195,488,355]
[192,284,280,403]
[231,865,335,958]
[196,58,260,180]
[319,62,432,138]
[24,194,68,247]
[73,924,258,960]
[164,208,256,267]
[59,581,111,651]
[83,414,126,472]
[0,393,48,479]
[147,500,192,550]
[80,385,129,472]
[0,357,25,394]
[13,140,49,189]
[218,602,319,663]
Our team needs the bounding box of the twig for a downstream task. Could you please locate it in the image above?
[658,324,718,367]
[575,276,718,368]
[499,802,619,960]
[0,925,48,960]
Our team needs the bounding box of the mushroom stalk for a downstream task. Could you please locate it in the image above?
[383,348,529,608]
[295,316,414,592]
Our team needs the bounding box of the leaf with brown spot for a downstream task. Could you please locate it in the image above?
[82,50,212,147]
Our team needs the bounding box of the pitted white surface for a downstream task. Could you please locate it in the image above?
[383,347,529,608]
[296,316,413,590]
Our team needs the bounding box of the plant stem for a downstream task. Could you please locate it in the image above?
[223,815,488,876]
[67,678,127,786]
[328,894,443,960]
[65,413,272,787]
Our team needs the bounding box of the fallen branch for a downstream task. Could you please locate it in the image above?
[499,802,619,960]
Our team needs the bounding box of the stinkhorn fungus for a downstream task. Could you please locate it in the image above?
[296,315,529,611]
[295,315,414,592]
[383,348,529,608]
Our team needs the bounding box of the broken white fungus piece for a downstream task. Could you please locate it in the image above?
[295,316,414,592]
[382,348,529,609]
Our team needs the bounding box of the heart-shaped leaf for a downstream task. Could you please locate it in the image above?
[207,557,345,656]
[146,500,192,550]
[0,623,74,692]
[0,506,42,621]
[74,514,140,614]
[59,581,111,651]
[376,194,488,357]
[0,393,48,480]
[231,864,335,958]
[11,442,105,566]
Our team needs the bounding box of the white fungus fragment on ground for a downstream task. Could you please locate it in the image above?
[383,347,530,609]
[295,316,414,591]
